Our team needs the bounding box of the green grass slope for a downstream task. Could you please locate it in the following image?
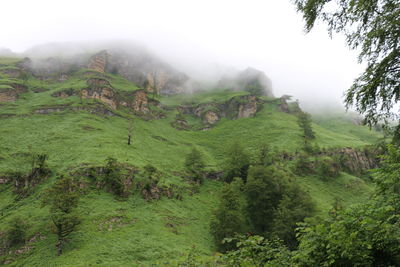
[0,58,381,265]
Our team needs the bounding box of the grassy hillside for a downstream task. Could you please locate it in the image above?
[0,57,382,266]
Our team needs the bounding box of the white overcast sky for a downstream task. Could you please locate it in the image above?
[0,0,363,108]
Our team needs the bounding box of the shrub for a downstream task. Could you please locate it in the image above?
[103,157,126,197]
[315,156,340,179]
[293,153,313,175]
[4,217,26,248]
[184,148,205,184]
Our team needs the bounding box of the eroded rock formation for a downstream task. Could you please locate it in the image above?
[88,50,109,73]
[81,78,117,109]
[177,94,263,127]
[332,147,381,175]
[0,84,28,102]
[50,77,160,117]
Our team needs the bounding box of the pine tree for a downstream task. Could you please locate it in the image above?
[223,142,250,183]
[210,179,246,252]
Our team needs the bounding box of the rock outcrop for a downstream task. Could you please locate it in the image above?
[81,78,117,109]
[203,111,219,124]
[51,77,161,118]
[0,68,21,78]
[103,49,188,95]
[332,147,381,175]
[88,50,109,73]
[0,83,27,102]
[278,96,290,113]
[176,94,263,127]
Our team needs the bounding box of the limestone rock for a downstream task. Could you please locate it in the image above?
[177,94,262,128]
[237,95,258,118]
[0,84,27,102]
[203,111,219,124]
[131,90,149,113]
[88,50,109,73]
[104,49,188,96]
[0,88,18,102]
[326,147,381,175]
[81,78,117,109]
[278,97,290,113]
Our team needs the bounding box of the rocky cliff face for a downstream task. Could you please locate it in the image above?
[332,147,381,175]
[51,77,160,117]
[103,49,188,96]
[81,78,117,109]
[177,94,263,126]
[87,50,109,73]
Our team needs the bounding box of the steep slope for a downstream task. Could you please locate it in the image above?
[0,55,382,266]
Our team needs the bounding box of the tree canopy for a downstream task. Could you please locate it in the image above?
[293,0,400,126]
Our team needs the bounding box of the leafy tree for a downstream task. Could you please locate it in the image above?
[223,142,250,183]
[43,175,80,256]
[210,178,246,252]
[184,148,206,184]
[297,111,315,140]
[244,166,286,234]
[293,0,400,126]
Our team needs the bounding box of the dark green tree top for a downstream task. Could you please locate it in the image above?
[293,0,400,126]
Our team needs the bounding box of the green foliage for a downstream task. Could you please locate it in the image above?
[294,0,400,126]
[13,153,51,198]
[219,235,292,267]
[0,62,383,265]
[103,157,126,197]
[257,144,274,166]
[271,183,314,249]
[210,178,246,252]
[293,145,400,266]
[293,152,313,175]
[43,175,80,255]
[4,217,26,248]
[315,156,341,180]
[244,166,286,234]
[135,164,161,199]
[223,142,250,183]
[244,165,315,248]
[184,148,206,184]
[297,111,315,140]
[373,144,400,208]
